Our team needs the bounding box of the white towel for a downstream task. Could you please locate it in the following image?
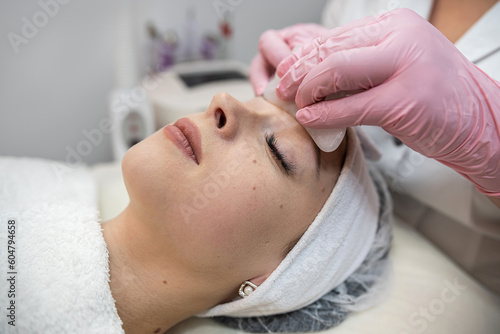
[199,127,380,317]
[0,157,124,333]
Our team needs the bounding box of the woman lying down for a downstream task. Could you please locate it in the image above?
[0,92,392,334]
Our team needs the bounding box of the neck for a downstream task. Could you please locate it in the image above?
[429,0,497,43]
[102,206,232,334]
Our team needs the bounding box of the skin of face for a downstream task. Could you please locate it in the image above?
[120,92,345,298]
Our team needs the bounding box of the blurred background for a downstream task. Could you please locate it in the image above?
[0,0,328,164]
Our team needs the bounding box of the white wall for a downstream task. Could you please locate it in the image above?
[0,0,328,165]
[138,0,330,66]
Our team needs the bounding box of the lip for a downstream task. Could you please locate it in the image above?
[163,118,202,164]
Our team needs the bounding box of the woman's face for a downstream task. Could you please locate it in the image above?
[122,93,345,286]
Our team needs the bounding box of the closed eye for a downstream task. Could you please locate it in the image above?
[265,133,296,176]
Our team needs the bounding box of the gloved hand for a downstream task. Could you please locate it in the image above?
[249,23,328,95]
[274,8,500,198]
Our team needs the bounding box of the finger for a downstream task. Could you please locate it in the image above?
[249,54,273,96]
[277,23,392,101]
[295,84,398,130]
[280,23,328,48]
[275,40,324,101]
[277,10,397,86]
[296,46,396,107]
[327,9,398,37]
[276,36,321,80]
[277,14,382,77]
[259,29,293,69]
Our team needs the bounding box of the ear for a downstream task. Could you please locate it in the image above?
[229,272,272,301]
[248,272,272,287]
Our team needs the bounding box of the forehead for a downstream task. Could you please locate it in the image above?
[244,96,310,139]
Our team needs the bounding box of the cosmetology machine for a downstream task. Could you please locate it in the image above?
[109,0,154,161]
[147,59,253,129]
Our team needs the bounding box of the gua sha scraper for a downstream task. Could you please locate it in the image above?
[263,74,346,152]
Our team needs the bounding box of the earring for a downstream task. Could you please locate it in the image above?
[239,281,258,297]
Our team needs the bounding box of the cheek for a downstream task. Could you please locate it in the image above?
[122,130,196,212]
[167,162,289,271]
[122,136,163,206]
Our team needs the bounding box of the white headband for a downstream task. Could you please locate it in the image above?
[198,127,380,317]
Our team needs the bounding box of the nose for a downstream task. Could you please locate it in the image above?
[206,92,257,140]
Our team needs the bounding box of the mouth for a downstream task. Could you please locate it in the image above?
[163,118,202,164]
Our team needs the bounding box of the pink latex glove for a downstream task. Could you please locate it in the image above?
[276,8,500,199]
[249,23,328,95]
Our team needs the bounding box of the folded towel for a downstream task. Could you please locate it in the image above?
[0,157,124,333]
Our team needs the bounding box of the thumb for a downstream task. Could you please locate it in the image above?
[296,84,398,129]
[249,54,273,96]
[259,29,293,68]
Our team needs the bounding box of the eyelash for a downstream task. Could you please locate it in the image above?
[265,133,295,176]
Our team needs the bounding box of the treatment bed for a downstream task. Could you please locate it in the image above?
[92,162,500,334]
